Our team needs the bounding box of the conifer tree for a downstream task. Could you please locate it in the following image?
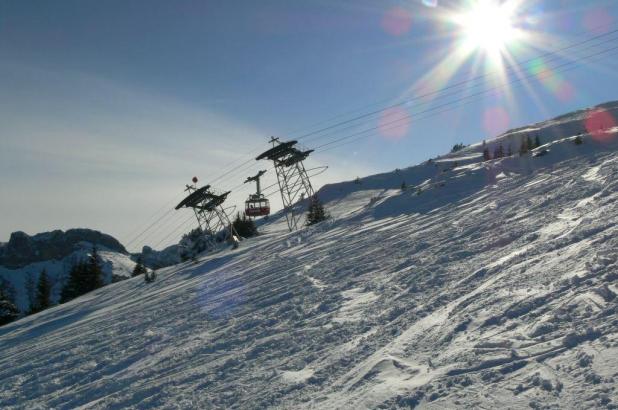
[232,213,258,238]
[179,227,209,261]
[61,261,84,303]
[519,137,529,155]
[306,195,328,226]
[24,272,36,314]
[33,269,52,313]
[144,269,157,283]
[483,147,491,161]
[0,278,16,305]
[0,299,18,326]
[0,279,19,326]
[574,135,583,145]
[60,248,103,303]
[132,256,147,277]
[534,135,541,148]
[493,144,504,159]
[526,135,534,151]
[84,246,104,292]
[400,181,407,191]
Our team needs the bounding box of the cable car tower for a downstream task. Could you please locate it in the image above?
[174,177,237,248]
[244,170,270,218]
[256,137,315,231]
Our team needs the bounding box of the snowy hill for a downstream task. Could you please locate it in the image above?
[1,103,618,409]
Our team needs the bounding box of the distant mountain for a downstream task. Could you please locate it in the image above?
[0,230,134,312]
[139,245,182,270]
[0,229,127,269]
[0,229,181,313]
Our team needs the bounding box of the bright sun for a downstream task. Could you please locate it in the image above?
[456,0,519,57]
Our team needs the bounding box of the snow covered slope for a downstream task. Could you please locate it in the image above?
[1,104,618,409]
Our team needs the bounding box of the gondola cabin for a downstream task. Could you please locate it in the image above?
[243,170,270,217]
[245,195,270,217]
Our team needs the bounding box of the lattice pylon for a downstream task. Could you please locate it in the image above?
[177,184,238,249]
[257,138,315,232]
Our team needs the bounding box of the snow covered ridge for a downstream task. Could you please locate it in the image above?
[317,100,618,195]
[0,229,134,313]
[1,104,618,408]
[0,228,127,268]
[0,229,182,313]
[0,244,138,312]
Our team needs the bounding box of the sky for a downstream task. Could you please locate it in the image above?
[1,0,618,251]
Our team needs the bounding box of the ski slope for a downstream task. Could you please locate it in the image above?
[1,104,618,409]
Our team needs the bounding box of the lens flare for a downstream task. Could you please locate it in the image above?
[378,107,410,140]
[483,106,510,136]
[381,7,413,36]
[197,271,245,319]
[585,109,617,141]
[527,58,575,102]
[555,81,574,102]
[583,7,614,35]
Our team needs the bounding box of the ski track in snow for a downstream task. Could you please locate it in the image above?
[2,107,618,409]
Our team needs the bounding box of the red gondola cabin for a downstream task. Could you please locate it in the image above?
[245,195,270,217]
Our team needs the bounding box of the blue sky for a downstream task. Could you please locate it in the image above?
[1,0,617,250]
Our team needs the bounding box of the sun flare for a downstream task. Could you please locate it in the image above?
[456,0,520,58]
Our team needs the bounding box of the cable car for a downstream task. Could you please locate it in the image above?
[244,170,270,218]
[245,194,270,217]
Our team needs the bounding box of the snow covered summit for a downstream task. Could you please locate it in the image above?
[1,102,618,409]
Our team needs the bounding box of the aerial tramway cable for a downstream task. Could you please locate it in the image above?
[125,25,618,250]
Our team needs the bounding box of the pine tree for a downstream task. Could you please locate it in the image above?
[0,279,19,326]
[306,195,328,226]
[574,135,583,145]
[60,248,103,303]
[83,246,103,292]
[493,144,504,159]
[179,227,209,261]
[132,256,147,277]
[32,269,52,313]
[61,261,84,303]
[534,135,541,148]
[144,269,157,283]
[483,148,491,161]
[24,272,36,314]
[526,135,534,151]
[232,213,258,238]
[400,181,407,191]
[0,299,18,326]
[519,137,529,155]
